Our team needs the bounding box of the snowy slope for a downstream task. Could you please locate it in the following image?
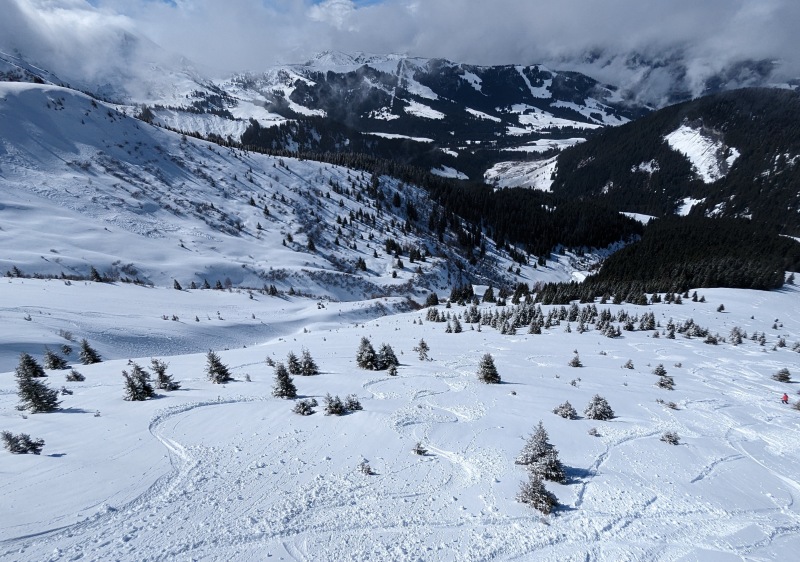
[1,279,799,560]
[0,82,581,298]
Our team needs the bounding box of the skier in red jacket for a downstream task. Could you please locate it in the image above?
[782,393,789,404]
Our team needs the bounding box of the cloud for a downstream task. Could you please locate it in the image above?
[2,0,799,104]
[308,0,357,30]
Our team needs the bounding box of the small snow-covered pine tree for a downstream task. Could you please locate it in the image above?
[2,431,45,454]
[477,353,501,384]
[356,337,377,370]
[16,353,46,379]
[413,338,430,361]
[656,376,675,390]
[300,348,319,376]
[79,339,102,365]
[150,358,180,391]
[652,364,667,377]
[773,368,792,383]
[43,347,68,370]
[323,393,346,416]
[206,350,232,384]
[515,421,565,482]
[344,394,362,411]
[286,351,302,375]
[292,398,317,415]
[552,401,578,419]
[122,362,155,401]
[377,343,399,370]
[272,363,297,399]
[584,394,615,420]
[516,473,558,514]
[15,354,60,413]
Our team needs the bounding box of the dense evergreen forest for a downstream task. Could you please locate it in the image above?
[552,88,800,235]
[534,217,800,304]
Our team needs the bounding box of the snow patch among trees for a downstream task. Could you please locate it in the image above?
[665,124,740,183]
[431,166,469,180]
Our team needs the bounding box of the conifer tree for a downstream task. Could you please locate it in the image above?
[79,339,102,365]
[584,394,615,420]
[43,347,68,370]
[2,431,45,455]
[16,353,46,378]
[553,401,578,419]
[122,362,155,401]
[356,337,377,370]
[376,343,399,370]
[477,353,501,384]
[65,369,85,382]
[206,350,232,383]
[150,358,180,391]
[413,338,430,361]
[300,348,319,376]
[272,363,297,399]
[773,368,792,383]
[286,351,302,375]
[323,393,346,415]
[516,473,558,514]
[15,355,60,413]
[515,421,566,482]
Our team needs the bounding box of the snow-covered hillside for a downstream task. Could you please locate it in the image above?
[2,279,800,560]
[0,82,586,298]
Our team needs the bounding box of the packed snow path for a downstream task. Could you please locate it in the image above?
[2,281,800,560]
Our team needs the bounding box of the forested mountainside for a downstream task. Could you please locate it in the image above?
[551,88,800,235]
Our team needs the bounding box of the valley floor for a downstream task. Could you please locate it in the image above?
[1,280,800,560]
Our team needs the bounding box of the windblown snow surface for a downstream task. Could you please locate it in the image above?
[2,279,800,561]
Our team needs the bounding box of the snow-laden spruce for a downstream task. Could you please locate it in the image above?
[122,362,155,401]
[272,363,297,399]
[515,421,566,483]
[206,351,232,384]
[2,431,45,455]
[584,394,615,420]
[79,339,102,365]
[477,353,501,384]
[553,401,578,419]
[15,354,60,413]
[150,359,180,391]
[516,473,558,514]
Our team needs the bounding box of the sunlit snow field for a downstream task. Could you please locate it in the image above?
[2,279,800,560]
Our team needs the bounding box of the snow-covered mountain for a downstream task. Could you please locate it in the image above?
[0,47,642,181]
[550,88,800,234]
[0,81,600,299]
